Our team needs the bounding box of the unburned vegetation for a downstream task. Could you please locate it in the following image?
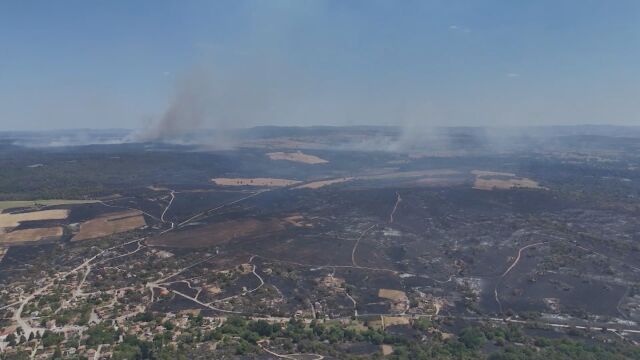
[472,169,543,190]
[0,226,63,245]
[71,210,146,241]
[267,151,329,164]
[212,178,301,187]
[0,209,69,228]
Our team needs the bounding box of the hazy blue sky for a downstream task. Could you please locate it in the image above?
[1,0,639,130]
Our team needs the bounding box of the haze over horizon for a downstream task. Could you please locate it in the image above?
[1,0,639,132]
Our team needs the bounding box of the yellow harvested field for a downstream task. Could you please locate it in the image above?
[211,178,301,187]
[284,215,313,228]
[414,177,465,187]
[471,170,516,177]
[473,177,542,190]
[72,210,146,241]
[0,209,69,228]
[366,319,384,330]
[381,344,394,356]
[378,289,408,301]
[207,286,222,295]
[179,309,202,316]
[293,170,461,190]
[382,316,410,326]
[295,177,354,189]
[361,169,461,180]
[472,169,544,191]
[267,151,329,164]
[0,227,64,245]
[0,199,97,210]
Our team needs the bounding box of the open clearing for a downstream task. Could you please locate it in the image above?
[381,344,394,356]
[378,289,410,313]
[472,170,542,190]
[0,199,97,210]
[266,151,328,164]
[473,177,542,190]
[72,210,146,241]
[360,169,461,181]
[0,227,64,245]
[284,215,313,227]
[149,218,284,248]
[0,209,69,228]
[382,316,410,326]
[378,289,408,301]
[212,178,301,187]
[295,177,353,189]
[295,170,461,190]
[413,176,466,187]
[471,170,517,177]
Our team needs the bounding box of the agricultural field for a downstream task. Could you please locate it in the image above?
[0,209,69,228]
[0,226,63,245]
[471,170,543,191]
[295,177,354,189]
[212,178,302,187]
[71,210,147,241]
[266,151,329,164]
[0,199,98,210]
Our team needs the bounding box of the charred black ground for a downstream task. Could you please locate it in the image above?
[1,126,640,359]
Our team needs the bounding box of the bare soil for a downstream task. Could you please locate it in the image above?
[0,227,64,245]
[378,289,408,301]
[0,209,69,228]
[71,210,146,241]
[295,177,353,189]
[266,151,329,164]
[211,178,301,187]
[472,169,543,190]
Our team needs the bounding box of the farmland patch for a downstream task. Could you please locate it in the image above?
[266,151,328,164]
[0,209,69,228]
[472,170,543,190]
[212,178,301,187]
[0,227,64,245]
[71,210,146,241]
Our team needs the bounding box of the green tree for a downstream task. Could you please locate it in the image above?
[458,327,486,350]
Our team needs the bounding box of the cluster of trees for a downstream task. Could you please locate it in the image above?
[0,148,237,201]
[85,323,119,346]
[5,312,639,360]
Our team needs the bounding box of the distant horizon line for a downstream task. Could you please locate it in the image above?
[2,123,640,133]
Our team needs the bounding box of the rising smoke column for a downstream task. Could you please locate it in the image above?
[135,66,214,142]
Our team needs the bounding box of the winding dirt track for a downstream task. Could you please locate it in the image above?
[160,190,176,230]
[99,199,160,222]
[244,255,265,295]
[501,242,548,278]
[258,340,324,360]
[494,242,548,314]
[389,191,402,224]
[351,224,378,267]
